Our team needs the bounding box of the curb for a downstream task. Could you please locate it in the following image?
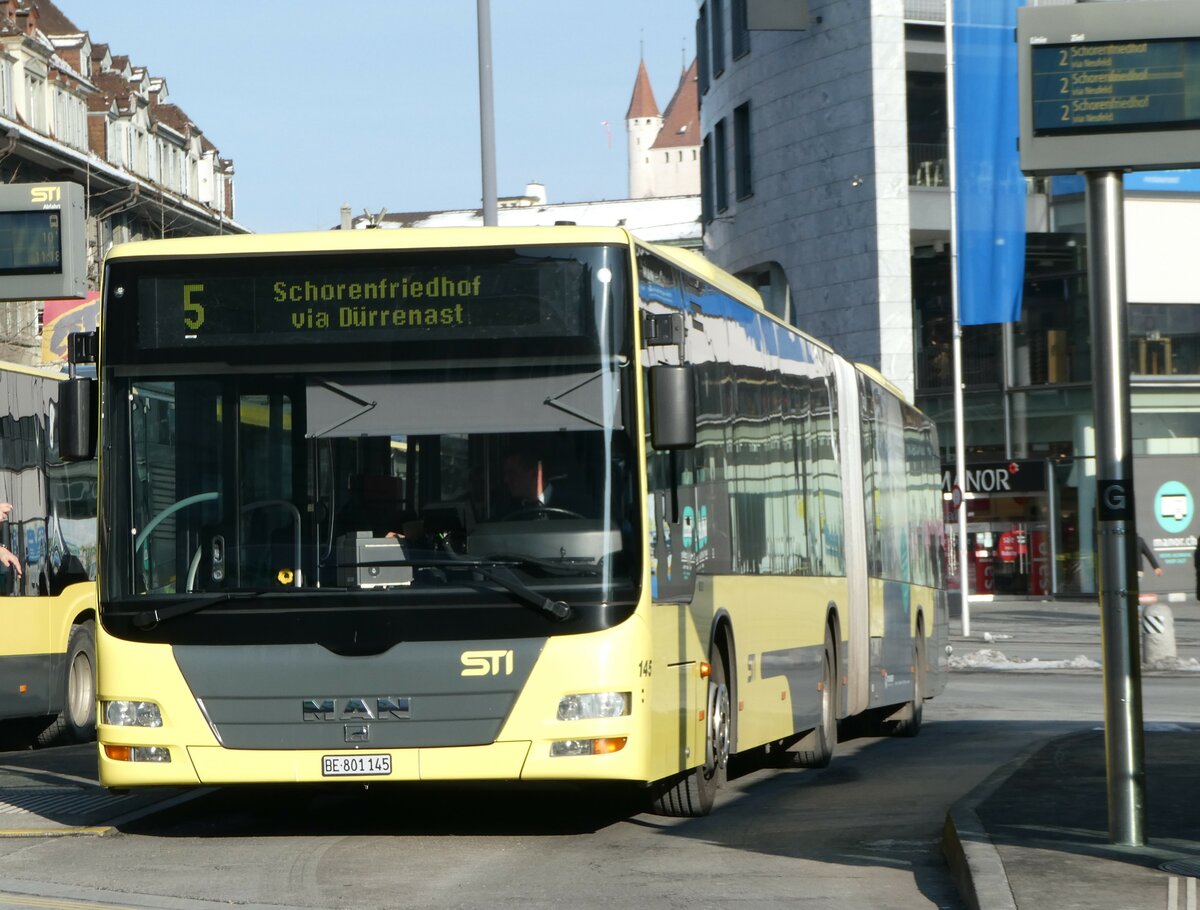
[943,802,1017,910]
[940,738,1054,910]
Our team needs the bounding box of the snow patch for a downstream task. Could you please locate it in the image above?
[949,649,1101,671]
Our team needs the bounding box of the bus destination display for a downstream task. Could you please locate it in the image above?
[132,256,596,350]
[0,210,62,275]
[1032,37,1200,135]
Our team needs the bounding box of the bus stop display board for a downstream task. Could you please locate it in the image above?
[1018,0,1200,175]
[0,182,87,301]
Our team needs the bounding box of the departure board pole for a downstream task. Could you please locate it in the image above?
[1085,170,1145,847]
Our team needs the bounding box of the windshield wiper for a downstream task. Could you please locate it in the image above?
[345,553,574,621]
[132,591,265,630]
[466,562,573,621]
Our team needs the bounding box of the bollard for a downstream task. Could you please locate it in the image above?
[1140,601,1177,665]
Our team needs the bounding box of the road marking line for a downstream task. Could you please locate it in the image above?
[0,826,112,837]
[0,765,97,788]
[0,891,138,909]
[1167,876,1199,910]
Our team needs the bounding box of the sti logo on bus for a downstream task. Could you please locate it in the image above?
[301,697,411,721]
[30,185,61,205]
[461,649,514,676]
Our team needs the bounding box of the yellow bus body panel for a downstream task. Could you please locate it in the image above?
[99,612,706,788]
[701,574,848,748]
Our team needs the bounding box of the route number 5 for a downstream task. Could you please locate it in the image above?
[183,283,206,330]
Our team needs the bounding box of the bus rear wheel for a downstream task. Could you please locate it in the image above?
[892,639,925,738]
[651,645,730,817]
[37,620,97,747]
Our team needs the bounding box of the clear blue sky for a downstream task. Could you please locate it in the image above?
[53,1,698,233]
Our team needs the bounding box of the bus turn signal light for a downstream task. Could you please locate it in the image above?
[699,661,711,678]
[104,744,171,763]
[550,737,628,757]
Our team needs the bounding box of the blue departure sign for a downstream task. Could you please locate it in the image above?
[1032,38,1200,135]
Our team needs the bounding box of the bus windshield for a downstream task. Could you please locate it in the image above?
[101,243,641,630]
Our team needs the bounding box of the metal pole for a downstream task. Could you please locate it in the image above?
[945,0,970,636]
[1085,169,1145,847]
[476,0,498,226]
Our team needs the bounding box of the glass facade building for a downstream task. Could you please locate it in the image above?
[695,0,1200,599]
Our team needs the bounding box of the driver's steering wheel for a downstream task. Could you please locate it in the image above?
[500,505,583,521]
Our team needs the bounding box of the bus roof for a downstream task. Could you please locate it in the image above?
[104,225,639,262]
[855,362,910,403]
[636,239,765,312]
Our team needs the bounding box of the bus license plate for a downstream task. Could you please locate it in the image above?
[322,754,392,777]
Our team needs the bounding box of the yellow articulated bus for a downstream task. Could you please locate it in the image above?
[60,227,945,815]
[0,361,97,746]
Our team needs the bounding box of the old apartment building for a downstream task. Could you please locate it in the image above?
[0,0,243,364]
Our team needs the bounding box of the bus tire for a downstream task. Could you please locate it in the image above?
[651,644,730,817]
[892,638,925,738]
[795,627,838,768]
[37,620,97,747]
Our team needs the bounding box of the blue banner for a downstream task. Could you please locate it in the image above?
[954,0,1026,326]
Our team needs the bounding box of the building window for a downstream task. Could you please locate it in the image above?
[714,118,728,213]
[734,101,752,199]
[0,62,10,118]
[701,133,714,224]
[712,0,726,79]
[24,73,45,131]
[697,4,710,96]
[732,0,750,59]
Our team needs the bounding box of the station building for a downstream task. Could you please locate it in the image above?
[694,0,1200,600]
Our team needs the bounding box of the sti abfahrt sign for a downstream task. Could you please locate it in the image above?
[0,182,87,300]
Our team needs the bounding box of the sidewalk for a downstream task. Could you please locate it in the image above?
[945,727,1200,910]
[943,597,1200,910]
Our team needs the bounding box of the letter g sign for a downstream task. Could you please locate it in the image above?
[1098,480,1132,521]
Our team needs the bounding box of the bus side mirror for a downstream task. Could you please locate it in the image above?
[58,377,96,461]
[649,364,696,450]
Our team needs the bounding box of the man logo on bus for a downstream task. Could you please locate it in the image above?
[461,649,514,677]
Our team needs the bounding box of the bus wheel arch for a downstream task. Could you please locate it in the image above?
[825,603,843,719]
[892,614,926,738]
[708,613,736,753]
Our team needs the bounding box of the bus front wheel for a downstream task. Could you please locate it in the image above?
[651,644,730,817]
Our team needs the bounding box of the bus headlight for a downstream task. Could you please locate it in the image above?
[104,700,163,728]
[556,692,630,721]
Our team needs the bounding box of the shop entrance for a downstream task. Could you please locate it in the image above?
[943,459,1068,598]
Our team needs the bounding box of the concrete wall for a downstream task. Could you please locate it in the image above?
[701,0,915,399]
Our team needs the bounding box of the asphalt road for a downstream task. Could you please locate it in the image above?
[1,668,1197,910]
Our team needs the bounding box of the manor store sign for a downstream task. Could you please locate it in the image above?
[941,460,1046,495]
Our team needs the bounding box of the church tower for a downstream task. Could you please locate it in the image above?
[625,59,662,199]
